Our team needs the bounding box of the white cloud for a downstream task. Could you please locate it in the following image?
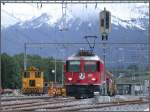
[1,3,62,23]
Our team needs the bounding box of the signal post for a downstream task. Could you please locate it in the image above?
[99,8,111,95]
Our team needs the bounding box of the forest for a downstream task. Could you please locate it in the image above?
[1,53,63,89]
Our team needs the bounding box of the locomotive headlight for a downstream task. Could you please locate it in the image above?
[68,77,73,81]
[91,77,96,81]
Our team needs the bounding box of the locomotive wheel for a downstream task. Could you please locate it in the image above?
[75,94,88,99]
[107,91,115,97]
[75,93,93,99]
[107,91,111,96]
[111,91,116,96]
[75,95,83,99]
[75,96,80,99]
[88,94,94,98]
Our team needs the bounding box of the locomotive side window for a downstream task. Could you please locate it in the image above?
[84,61,97,72]
[97,61,100,72]
[35,72,41,78]
[66,61,69,72]
[24,72,30,78]
[68,61,80,72]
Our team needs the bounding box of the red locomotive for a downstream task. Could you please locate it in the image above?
[64,49,116,98]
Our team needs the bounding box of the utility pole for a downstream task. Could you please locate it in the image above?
[62,61,64,85]
[103,42,107,95]
[60,1,68,31]
[61,49,65,85]
[148,2,150,100]
[24,43,27,70]
[54,58,56,83]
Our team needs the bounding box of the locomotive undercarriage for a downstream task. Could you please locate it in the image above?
[22,88,44,95]
[66,85,103,99]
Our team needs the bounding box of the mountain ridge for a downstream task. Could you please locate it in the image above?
[1,4,149,68]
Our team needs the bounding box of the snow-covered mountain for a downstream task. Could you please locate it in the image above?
[1,3,149,68]
[1,3,149,29]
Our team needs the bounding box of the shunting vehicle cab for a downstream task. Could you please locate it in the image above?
[21,66,44,95]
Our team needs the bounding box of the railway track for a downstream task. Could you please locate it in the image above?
[2,98,76,110]
[81,100,149,112]
[43,99,149,112]
[2,96,73,105]
[1,96,149,112]
[1,95,52,101]
[1,96,76,111]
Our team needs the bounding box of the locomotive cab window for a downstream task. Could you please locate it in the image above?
[67,61,80,72]
[84,61,97,72]
[24,72,30,78]
[35,72,41,78]
[29,80,35,87]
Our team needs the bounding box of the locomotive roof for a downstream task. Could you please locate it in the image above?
[67,49,104,63]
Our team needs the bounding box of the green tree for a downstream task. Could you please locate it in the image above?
[13,53,24,70]
[1,53,21,89]
[127,64,139,71]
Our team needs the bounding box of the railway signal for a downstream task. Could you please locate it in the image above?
[100,8,111,41]
[99,8,111,95]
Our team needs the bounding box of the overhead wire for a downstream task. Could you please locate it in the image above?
[1,1,148,4]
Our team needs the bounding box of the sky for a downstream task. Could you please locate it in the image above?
[1,3,149,27]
